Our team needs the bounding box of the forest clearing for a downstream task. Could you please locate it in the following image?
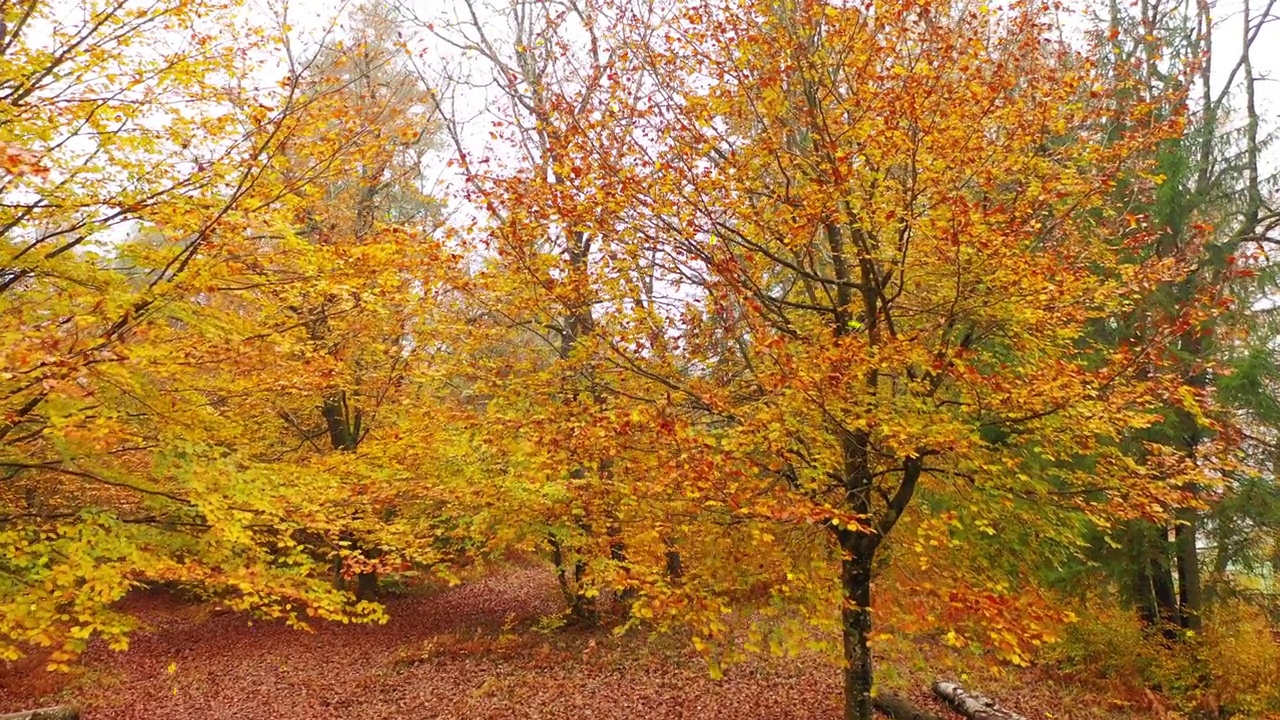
[2,565,1167,720]
[3,0,1280,717]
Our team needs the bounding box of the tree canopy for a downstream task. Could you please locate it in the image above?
[3,0,1280,718]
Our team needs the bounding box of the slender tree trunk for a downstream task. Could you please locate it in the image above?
[1172,317,1207,630]
[549,532,597,624]
[607,528,626,563]
[1132,523,1159,626]
[549,533,574,606]
[841,550,875,720]
[356,536,382,602]
[1204,519,1231,606]
[323,391,377,598]
[600,459,633,608]
[664,536,683,580]
[322,392,357,451]
[1150,532,1181,638]
[1175,508,1202,630]
[333,541,379,599]
[1131,520,1179,637]
[571,558,596,623]
[357,568,378,601]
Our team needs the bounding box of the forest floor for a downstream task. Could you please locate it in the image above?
[0,566,1155,720]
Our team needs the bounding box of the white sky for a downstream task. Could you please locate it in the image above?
[261,0,1280,217]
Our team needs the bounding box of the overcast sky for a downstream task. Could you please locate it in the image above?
[266,0,1280,216]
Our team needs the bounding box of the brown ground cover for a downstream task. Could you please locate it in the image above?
[0,567,1145,720]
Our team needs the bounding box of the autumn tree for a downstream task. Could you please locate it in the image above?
[268,0,443,600]
[409,0,658,622]
[460,0,1218,717]
[0,0,448,665]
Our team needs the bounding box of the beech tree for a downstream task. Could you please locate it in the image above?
[272,1,442,600]
[412,0,658,621]
[2,0,1255,714]
[464,0,1220,717]
[0,0,449,666]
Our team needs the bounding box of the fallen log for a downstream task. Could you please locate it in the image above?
[873,692,943,720]
[932,681,1029,720]
[0,708,79,720]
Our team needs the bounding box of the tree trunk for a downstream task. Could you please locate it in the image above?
[1172,323,1206,631]
[1130,520,1180,637]
[357,569,379,601]
[1151,535,1181,637]
[664,537,683,580]
[549,533,597,625]
[324,392,377,599]
[567,555,596,624]
[322,392,358,451]
[841,552,875,720]
[873,693,942,720]
[550,533,573,604]
[0,708,79,720]
[332,531,379,600]
[933,681,1029,720]
[1133,531,1159,626]
[1204,513,1233,607]
[1175,507,1202,630]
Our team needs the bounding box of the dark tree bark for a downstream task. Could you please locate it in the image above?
[350,561,378,600]
[332,530,378,600]
[324,394,377,599]
[841,551,874,720]
[664,537,683,580]
[873,693,942,720]
[549,532,597,625]
[1132,525,1159,627]
[1150,536,1181,636]
[1131,520,1180,638]
[321,391,360,452]
[607,520,635,607]
[1175,507,1202,630]
[1204,515,1232,607]
[1172,325,1207,631]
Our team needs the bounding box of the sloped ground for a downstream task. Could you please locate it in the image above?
[0,567,1126,720]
